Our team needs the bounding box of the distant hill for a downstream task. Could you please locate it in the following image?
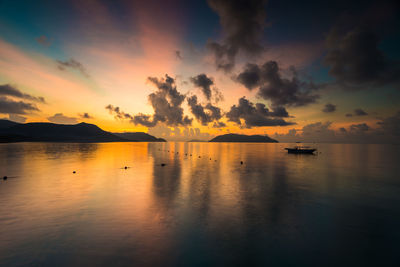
[209,134,278,143]
[114,132,166,142]
[0,121,125,143]
[0,119,20,129]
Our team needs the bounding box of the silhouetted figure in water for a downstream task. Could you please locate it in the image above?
[124,166,128,169]
[161,163,166,167]
[3,176,7,180]
[199,156,201,158]
[240,161,243,165]
[73,171,76,174]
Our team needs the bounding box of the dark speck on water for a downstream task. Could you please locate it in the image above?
[0,142,399,266]
[3,176,7,180]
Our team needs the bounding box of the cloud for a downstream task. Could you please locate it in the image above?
[190,74,214,100]
[79,112,93,119]
[107,75,192,127]
[8,114,27,123]
[36,35,52,47]
[213,121,226,128]
[0,84,45,103]
[322,103,336,113]
[148,123,213,141]
[56,58,90,78]
[47,113,78,124]
[274,111,400,144]
[175,50,183,60]
[226,97,294,128]
[324,26,400,89]
[0,96,40,114]
[354,108,368,116]
[236,61,319,107]
[105,104,133,120]
[350,123,369,132]
[207,0,267,72]
[187,95,223,125]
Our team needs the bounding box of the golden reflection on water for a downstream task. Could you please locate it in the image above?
[0,142,399,266]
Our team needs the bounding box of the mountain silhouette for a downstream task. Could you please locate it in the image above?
[209,133,278,143]
[113,132,166,142]
[0,120,163,143]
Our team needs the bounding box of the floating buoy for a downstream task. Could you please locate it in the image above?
[210,158,212,160]
[73,171,76,174]
[240,161,243,165]
[198,156,201,158]
[161,163,166,167]
[190,154,192,156]
[124,166,128,169]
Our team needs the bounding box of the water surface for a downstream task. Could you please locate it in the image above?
[0,142,399,266]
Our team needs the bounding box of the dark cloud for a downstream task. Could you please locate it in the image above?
[107,75,192,127]
[354,108,368,116]
[226,97,295,128]
[47,113,78,124]
[213,121,226,128]
[0,84,45,103]
[236,63,261,90]
[36,35,52,47]
[0,96,39,115]
[132,114,158,127]
[190,74,214,100]
[236,61,319,107]
[56,58,90,78]
[350,123,370,132]
[324,26,400,89]
[187,95,222,125]
[322,103,336,113]
[207,0,267,72]
[79,112,93,119]
[105,104,133,120]
[145,75,192,126]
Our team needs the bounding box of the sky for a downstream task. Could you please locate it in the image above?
[0,0,399,143]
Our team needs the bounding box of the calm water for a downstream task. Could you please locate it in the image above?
[0,142,399,266]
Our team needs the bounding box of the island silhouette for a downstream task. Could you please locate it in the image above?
[0,120,165,143]
[209,133,278,143]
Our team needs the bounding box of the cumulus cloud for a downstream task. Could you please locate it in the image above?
[0,84,45,103]
[0,96,40,114]
[105,104,133,120]
[324,26,400,89]
[190,74,214,100]
[187,95,223,125]
[354,108,368,116]
[236,61,319,107]
[47,113,78,124]
[79,112,93,119]
[322,103,336,113]
[56,58,90,78]
[207,0,267,72]
[107,75,192,127]
[226,97,295,128]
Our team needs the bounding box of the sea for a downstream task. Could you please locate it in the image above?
[0,142,399,266]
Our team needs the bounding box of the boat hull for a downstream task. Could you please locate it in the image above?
[285,148,316,154]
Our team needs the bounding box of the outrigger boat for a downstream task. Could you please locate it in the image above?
[285,146,316,154]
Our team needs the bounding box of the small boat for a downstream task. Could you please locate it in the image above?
[285,146,316,154]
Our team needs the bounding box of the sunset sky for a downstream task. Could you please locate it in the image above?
[0,0,399,142]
